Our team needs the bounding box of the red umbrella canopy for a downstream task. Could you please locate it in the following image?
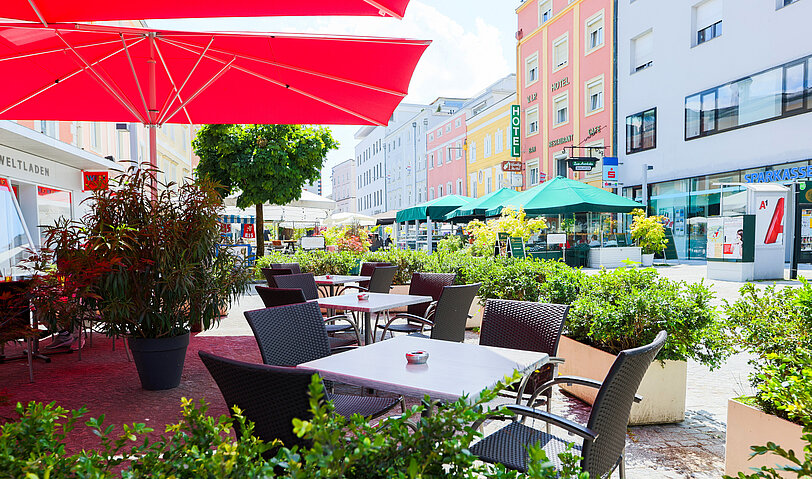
[2,0,411,22]
[0,23,429,126]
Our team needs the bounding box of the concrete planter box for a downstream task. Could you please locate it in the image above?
[725,399,805,478]
[557,336,687,425]
[388,284,411,313]
[588,246,643,269]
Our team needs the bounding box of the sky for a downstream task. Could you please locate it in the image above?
[149,1,520,196]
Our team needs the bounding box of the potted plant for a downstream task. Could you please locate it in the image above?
[40,167,250,390]
[723,281,812,476]
[630,209,667,266]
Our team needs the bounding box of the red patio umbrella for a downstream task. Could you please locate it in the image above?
[2,0,411,22]
[0,22,429,167]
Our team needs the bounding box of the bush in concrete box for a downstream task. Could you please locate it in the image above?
[567,266,730,368]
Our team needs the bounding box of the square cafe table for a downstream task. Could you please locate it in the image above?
[299,335,549,403]
[313,275,370,297]
[315,293,432,345]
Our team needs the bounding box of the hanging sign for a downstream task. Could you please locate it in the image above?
[82,171,109,191]
[568,159,597,172]
[502,160,523,172]
[602,157,619,187]
[220,222,232,235]
[510,105,521,158]
[539,172,547,183]
[0,177,10,192]
[242,223,256,239]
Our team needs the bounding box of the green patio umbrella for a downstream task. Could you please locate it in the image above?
[485,176,642,217]
[443,188,520,221]
[396,195,472,223]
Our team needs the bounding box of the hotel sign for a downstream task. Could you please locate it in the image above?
[510,105,521,157]
[551,77,570,92]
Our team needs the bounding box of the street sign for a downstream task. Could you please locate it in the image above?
[510,105,521,158]
[502,160,523,172]
[602,156,619,187]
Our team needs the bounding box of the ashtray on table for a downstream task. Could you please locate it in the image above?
[406,350,429,364]
[357,293,369,301]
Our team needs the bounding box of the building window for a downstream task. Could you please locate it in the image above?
[446,124,452,133]
[457,178,463,196]
[438,185,443,197]
[526,53,539,86]
[585,12,604,53]
[455,118,462,128]
[539,0,552,24]
[779,0,800,7]
[471,175,478,197]
[90,122,102,151]
[495,129,504,154]
[553,93,569,126]
[429,153,434,169]
[626,108,657,154]
[693,0,722,46]
[447,181,453,195]
[631,30,654,73]
[470,141,477,162]
[526,107,539,136]
[484,134,492,158]
[553,34,568,70]
[437,150,443,167]
[684,53,812,140]
[528,160,540,186]
[429,187,434,200]
[447,146,453,163]
[428,133,434,141]
[437,129,442,137]
[586,78,604,114]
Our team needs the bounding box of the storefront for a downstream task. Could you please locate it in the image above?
[0,121,118,277]
[624,159,812,261]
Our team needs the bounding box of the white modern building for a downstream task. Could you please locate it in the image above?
[331,158,356,213]
[617,0,812,260]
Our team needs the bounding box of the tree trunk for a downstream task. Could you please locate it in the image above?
[255,203,265,258]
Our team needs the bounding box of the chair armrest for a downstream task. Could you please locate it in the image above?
[504,404,598,442]
[323,315,362,347]
[548,357,566,365]
[390,313,434,326]
[529,375,643,406]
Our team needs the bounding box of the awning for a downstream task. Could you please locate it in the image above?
[396,195,472,223]
[443,187,519,221]
[486,177,642,217]
[1,0,411,22]
[220,214,254,224]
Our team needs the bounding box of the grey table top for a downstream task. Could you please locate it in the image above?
[314,292,432,313]
[314,275,371,285]
[299,335,549,402]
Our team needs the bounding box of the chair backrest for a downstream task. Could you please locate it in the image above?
[581,331,667,477]
[199,351,314,450]
[271,273,319,301]
[366,265,398,293]
[407,272,456,317]
[479,299,569,357]
[429,283,480,342]
[359,262,392,289]
[261,267,294,286]
[270,263,301,274]
[255,286,307,308]
[244,302,331,366]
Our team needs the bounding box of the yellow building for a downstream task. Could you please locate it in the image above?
[466,93,520,198]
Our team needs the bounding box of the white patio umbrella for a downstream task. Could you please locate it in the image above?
[323,212,377,227]
[287,190,337,210]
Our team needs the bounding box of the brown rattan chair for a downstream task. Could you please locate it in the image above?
[470,331,667,479]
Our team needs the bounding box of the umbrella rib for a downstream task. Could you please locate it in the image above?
[162,37,407,97]
[151,40,193,124]
[120,34,150,122]
[160,57,236,125]
[0,37,146,117]
[0,39,122,63]
[361,0,403,19]
[155,36,213,125]
[162,39,387,125]
[53,30,147,123]
[26,0,48,26]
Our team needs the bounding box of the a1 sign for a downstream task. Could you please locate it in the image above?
[602,157,619,187]
[501,160,522,172]
[510,105,521,158]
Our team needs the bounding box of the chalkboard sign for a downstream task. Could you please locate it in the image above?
[663,228,679,260]
[509,237,525,259]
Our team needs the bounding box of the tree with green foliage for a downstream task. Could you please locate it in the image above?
[193,124,338,256]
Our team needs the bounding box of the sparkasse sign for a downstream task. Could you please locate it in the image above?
[510,105,521,158]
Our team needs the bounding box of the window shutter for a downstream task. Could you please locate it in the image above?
[696,0,722,29]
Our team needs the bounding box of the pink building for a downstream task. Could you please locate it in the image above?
[517,0,614,189]
[426,112,468,199]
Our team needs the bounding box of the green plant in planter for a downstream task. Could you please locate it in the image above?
[629,208,668,255]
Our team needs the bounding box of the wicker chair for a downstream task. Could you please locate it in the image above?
[479,299,569,407]
[357,262,392,289]
[338,265,397,294]
[269,263,301,274]
[470,331,667,478]
[252,285,361,349]
[261,267,294,287]
[379,283,480,343]
[199,351,402,452]
[375,272,455,338]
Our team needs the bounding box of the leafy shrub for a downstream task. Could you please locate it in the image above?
[0,378,587,478]
[437,235,464,253]
[567,267,730,367]
[629,209,668,255]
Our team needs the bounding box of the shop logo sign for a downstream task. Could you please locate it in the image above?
[764,197,784,245]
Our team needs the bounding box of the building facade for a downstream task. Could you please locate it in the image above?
[516,0,615,189]
[331,159,357,213]
[467,92,520,198]
[617,0,812,260]
[303,179,323,196]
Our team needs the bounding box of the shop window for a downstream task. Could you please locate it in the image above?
[0,178,34,276]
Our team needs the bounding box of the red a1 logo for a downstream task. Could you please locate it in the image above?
[759,200,768,210]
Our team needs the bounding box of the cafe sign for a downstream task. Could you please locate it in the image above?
[510,105,521,158]
[501,160,523,172]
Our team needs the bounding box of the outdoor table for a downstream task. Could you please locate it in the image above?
[314,293,432,345]
[313,275,371,297]
[299,335,549,403]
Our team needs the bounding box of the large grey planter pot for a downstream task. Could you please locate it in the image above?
[128,333,190,390]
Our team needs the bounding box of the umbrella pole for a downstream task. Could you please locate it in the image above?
[149,125,158,198]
